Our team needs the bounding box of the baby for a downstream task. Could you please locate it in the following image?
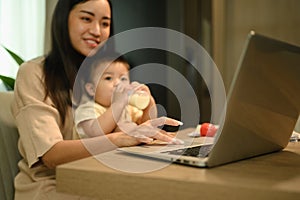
[74,55,157,138]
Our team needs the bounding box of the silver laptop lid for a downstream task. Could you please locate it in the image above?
[207,31,300,167]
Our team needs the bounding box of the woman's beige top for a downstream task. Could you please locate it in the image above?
[12,57,93,200]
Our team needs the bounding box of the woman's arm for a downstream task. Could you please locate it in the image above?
[42,139,91,169]
[42,117,183,169]
[42,132,140,169]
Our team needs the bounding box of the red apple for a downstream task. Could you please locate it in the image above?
[200,123,218,137]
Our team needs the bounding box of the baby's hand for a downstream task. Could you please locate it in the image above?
[111,82,131,107]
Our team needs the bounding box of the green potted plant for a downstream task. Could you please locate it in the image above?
[0,46,24,90]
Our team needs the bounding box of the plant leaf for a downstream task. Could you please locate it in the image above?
[2,46,24,66]
[0,75,15,90]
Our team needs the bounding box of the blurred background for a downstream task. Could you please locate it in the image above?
[1,0,300,129]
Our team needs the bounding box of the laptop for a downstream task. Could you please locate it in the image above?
[119,31,300,167]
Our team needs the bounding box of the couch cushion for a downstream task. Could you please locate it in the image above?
[0,92,21,200]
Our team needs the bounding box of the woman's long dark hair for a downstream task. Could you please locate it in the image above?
[44,0,114,125]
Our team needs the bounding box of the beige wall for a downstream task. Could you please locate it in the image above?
[212,0,300,131]
[212,0,300,90]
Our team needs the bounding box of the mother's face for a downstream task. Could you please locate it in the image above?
[68,0,111,56]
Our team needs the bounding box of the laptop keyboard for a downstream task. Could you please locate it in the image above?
[162,144,213,158]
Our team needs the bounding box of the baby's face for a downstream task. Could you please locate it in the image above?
[93,62,129,107]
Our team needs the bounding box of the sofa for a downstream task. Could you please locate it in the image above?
[0,92,21,200]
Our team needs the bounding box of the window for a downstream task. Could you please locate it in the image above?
[0,0,45,90]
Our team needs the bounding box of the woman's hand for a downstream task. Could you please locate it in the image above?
[118,117,184,144]
[108,132,141,147]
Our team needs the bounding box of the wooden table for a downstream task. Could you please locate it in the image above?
[57,129,300,200]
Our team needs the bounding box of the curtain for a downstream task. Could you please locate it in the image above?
[0,0,45,90]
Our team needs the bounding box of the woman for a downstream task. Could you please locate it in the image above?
[12,0,181,199]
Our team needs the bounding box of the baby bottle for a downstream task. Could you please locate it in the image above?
[128,90,150,110]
